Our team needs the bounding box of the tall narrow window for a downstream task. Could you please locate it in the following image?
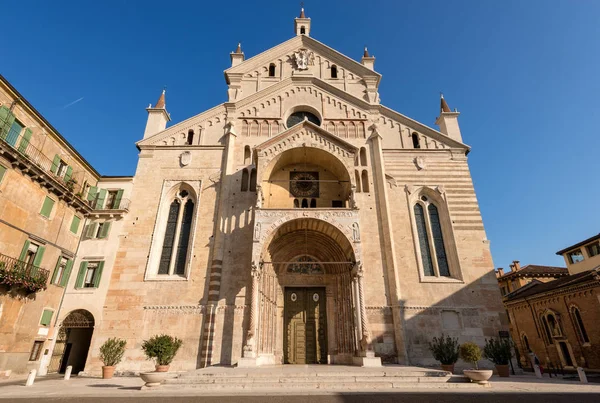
[300,26,306,35]
[187,130,194,145]
[294,199,300,208]
[301,199,308,208]
[428,204,449,276]
[355,170,361,193]
[523,335,530,351]
[414,204,434,276]
[158,200,180,274]
[249,168,257,192]
[412,133,420,149]
[331,65,338,79]
[572,307,589,343]
[361,170,369,193]
[310,199,317,208]
[244,145,251,165]
[360,147,367,166]
[174,199,194,275]
[542,316,553,343]
[268,63,276,77]
[241,169,249,192]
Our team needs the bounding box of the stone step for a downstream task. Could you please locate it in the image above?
[167,375,454,384]
[175,370,450,379]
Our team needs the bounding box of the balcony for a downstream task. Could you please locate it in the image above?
[0,253,49,294]
[89,197,131,218]
[0,124,92,215]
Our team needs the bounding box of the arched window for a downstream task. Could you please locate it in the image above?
[542,315,553,343]
[571,307,589,343]
[310,198,316,208]
[355,170,361,193]
[361,170,369,193]
[241,169,249,192]
[331,65,338,79]
[244,145,251,165]
[522,334,530,352]
[300,26,306,35]
[187,130,194,145]
[286,111,321,128]
[301,199,308,208]
[157,189,195,276]
[547,314,560,336]
[294,199,300,208]
[414,204,434,276]
[249,168,257,192]
[268,63,276,77]
[428,204,449,276]
[412,133,420,149]
[360,147,367,166]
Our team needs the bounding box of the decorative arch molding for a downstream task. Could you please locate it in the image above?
[144,180,202,281]
[59,309,95,328]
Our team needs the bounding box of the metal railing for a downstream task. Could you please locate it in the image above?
[89,197,131,211]
[0,253,49,293]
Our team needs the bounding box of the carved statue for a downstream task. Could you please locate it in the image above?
[349,185,358,209]
[352,222,360,242]
[254,222,261,241]
[255,185,263,208]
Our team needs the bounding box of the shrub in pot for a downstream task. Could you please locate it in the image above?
[141,334,183,372]
[483,338,513,377]
[99,338,127,379]
[460,342,493,384]
[428,334,459,373]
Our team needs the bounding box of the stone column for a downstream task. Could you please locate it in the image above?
[353,262,381,367]
[239,262,261,367]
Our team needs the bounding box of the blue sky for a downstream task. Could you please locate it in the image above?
[2,1,599,268]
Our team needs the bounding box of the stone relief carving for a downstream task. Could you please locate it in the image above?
[180,151,192,167]
[352,222,360,242]
[414,156,426,170]
[292,49,314,70]
[254,222,261,241]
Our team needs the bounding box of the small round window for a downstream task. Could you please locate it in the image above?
[286,111,321,128]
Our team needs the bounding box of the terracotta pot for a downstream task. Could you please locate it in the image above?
[495,364,510,377]
[441,364,455,373]
[463,369,493,384]
[140,371,167,387]
[102,366,115,379]
[155,365,170,372]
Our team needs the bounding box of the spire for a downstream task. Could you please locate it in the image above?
[363,47,370,57]
[440,93,451,113]
[235,42,242,54]
[294,6,311,36]
[230,42,245,67]
[154,89,166,109]
[299,7,306,18]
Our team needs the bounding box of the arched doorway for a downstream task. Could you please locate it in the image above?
[48,310,94,374]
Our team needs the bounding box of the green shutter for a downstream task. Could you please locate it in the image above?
[113,189,124,209]
[0,106,15,140]
[32,246,45,267]
[85,222,98,239]
[87,186,97,202]
[70,215,81,234]
[99,222,111,239]
[50,154,60,174]
[51,258,62,284]
[95,189,107,209]
[40,196,55,218]
[60,259,73,287]
[75,261,88,288]
[93,261,104,288]
[40,309,53,326]
[17,128,32,154]
[0,164,6,184]
[19,240,31,261]
[64,166,73,182]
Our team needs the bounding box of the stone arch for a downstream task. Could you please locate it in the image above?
[48,309,95,374]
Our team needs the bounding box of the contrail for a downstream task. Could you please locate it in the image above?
[62,97,84,109]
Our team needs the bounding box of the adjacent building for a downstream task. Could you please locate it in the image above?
[496,261,568,296]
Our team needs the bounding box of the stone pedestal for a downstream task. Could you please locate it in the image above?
[353,355,382,367]
[237,357,258,368]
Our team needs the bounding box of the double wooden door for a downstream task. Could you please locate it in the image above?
[284,287,327,364]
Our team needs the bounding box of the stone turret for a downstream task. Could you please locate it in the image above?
[294,8,311,36]
[435,93,462,143]
[143,89,171,140]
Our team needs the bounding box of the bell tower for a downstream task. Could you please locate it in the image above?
[294,8,311,36]
[143,89,171,140]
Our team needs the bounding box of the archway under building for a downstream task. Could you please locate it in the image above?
[48,309,94,374]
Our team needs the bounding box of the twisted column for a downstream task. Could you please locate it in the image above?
[355,263,372,354]
[243,262,261,358]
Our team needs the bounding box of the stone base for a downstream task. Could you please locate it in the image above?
[353,356,382,367]
[237,357,258,368]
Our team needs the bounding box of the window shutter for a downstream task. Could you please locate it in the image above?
[64,166,73,182]
[51,257,61,284]
[40,197,55,218]
[17,128,32,154]
[95,189,107,209]
[19,240,30,261]
[93,261,104,288]
[60,259,73,287]
[75,261,88,288]
[0,106,15,140]
[0,164,6,183]
[113,189,124,209]
[85,222,98,239]
[87,186,97,202]
[32,246,45,267]
[40,309,53,326]
[50,155,60,174]
[99,221,111,239]
[70,216,81,234]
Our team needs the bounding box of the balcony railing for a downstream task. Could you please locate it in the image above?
[89,197,131,211]
[0,253,49,293]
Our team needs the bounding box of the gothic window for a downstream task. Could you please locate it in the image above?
[268,63,276,77]
[541,315,553,344]
[286,111,321,128]
[301,199,308,208]
[414,204,434,276]
[428,204,449,276]
[547,313,561,337]
[571,307,590,343]
[241,169,249,191]
[249,168,257,192]
[310,198,317,208]
[331,65,338,79]
[359,147,367,166]
[522,334,530,352]
[361,170,369,193]
[157,188,196,277]
[244,145,251,165]
[187,130,194,145]
[412,133,420,149]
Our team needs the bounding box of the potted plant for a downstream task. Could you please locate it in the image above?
[99,338,127,379]
[483,338,512,377]
[428,334,460,373]
[460,342,493,384]
[140,334,182,387]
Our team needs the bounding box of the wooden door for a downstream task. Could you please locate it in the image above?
[284,287,327,364]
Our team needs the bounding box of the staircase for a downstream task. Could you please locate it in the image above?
[162,365,486,391]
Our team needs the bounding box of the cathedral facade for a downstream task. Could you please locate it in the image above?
[74,10,506,373]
